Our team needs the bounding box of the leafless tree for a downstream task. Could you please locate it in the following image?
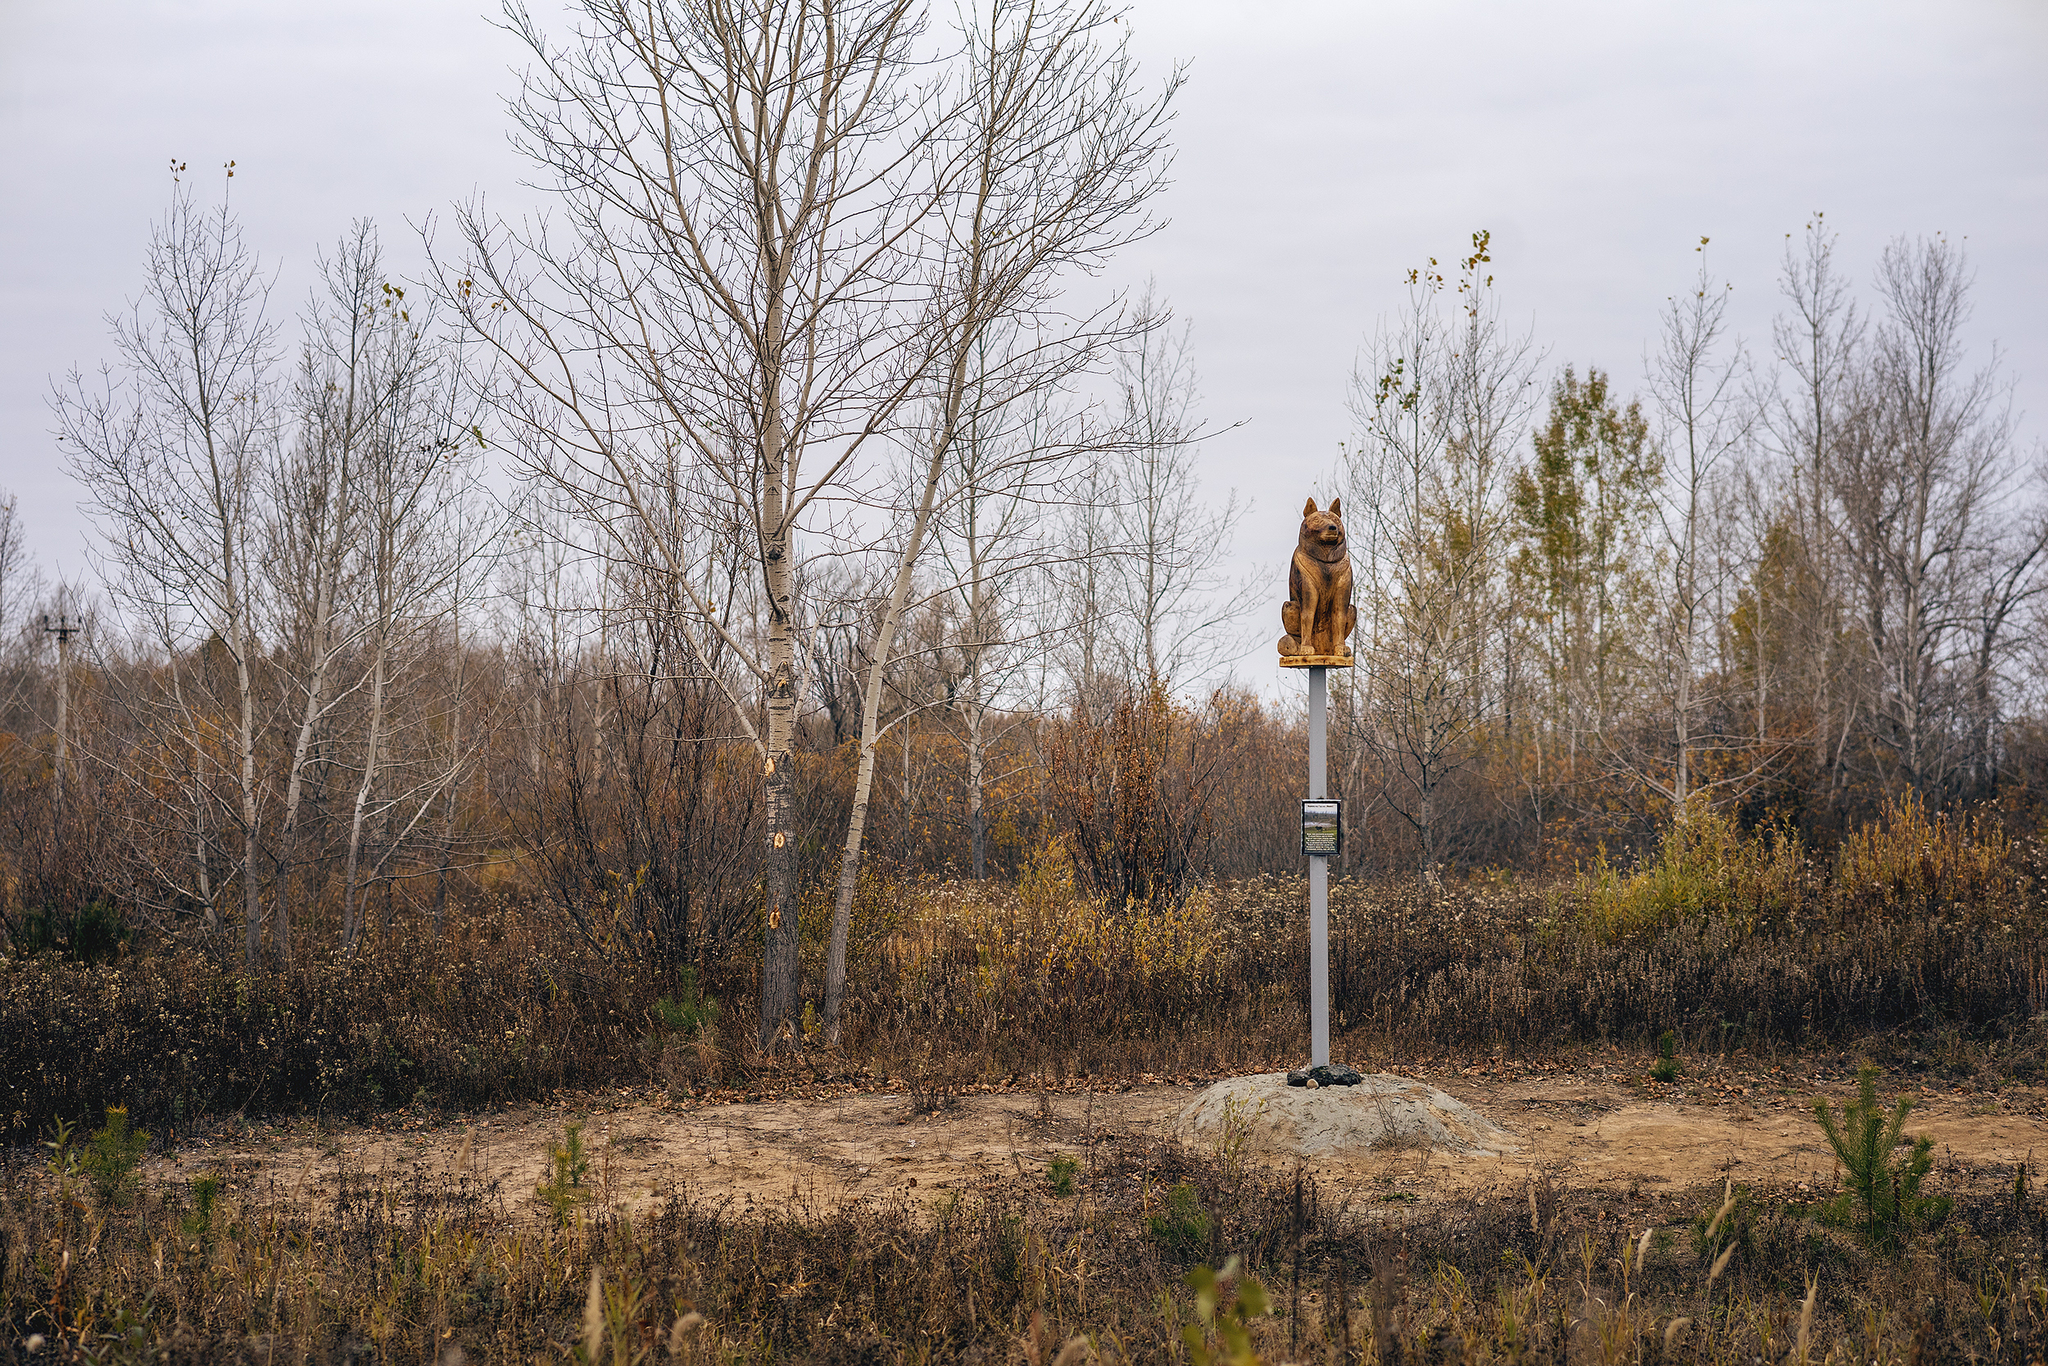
[818,0,1178,1034]
[1347,236,1538,877]
[1632,242,1767,813]
[1767,214,1866,809]
[929,379,1077,881]
[267,220,445,957]
[0,492,46,781]
[437,0,955,1045]
[56,177,279,963]
[1961,479,2048,790]
[1083,287,1253,689]
[0,492,40,653]
[336,292,488,952]
[443,0,1175,1046]
[1832,234,2038,796]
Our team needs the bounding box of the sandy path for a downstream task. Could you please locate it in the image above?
[149,1068,2048,1217]
[1412,1072,2047,1196]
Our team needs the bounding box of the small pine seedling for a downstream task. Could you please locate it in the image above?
[536,1122,593,1226]
[1812,1065,1947,1252]
[1148,1181,1212,1256]
[1650,1030,1681,1083]
[183,1175,223,1243]
[1047,1152,1079,1197]
[82,1106,150,1207]
[653,967,719,1035]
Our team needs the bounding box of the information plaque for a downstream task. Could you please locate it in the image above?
[1300,799,1341,857]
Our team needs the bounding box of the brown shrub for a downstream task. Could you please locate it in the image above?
[6,808,2046,1143]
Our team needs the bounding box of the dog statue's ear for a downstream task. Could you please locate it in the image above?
[1330,496,1343,520]
[1302,497,1319,518]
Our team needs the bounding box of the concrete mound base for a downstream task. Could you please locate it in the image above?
[1178,1071,1515,1160]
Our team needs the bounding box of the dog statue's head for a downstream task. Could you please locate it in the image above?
[1298,498,1347,563]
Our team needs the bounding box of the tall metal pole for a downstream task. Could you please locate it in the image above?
[1308,665,1329,1068]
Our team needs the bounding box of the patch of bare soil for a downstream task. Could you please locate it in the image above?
[148,1066,2048,1221]
[1426,1067,2048,1194]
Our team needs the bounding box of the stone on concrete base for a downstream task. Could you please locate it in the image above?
[1286,1064,1364,1088]
[1179,1071,1513,1159]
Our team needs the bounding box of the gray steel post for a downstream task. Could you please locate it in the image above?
[1309,665,1329,1068]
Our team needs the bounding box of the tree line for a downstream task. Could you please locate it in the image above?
[1,2,2043,1052]
[1338,225,2046,876]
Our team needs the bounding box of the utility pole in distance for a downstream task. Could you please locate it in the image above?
[42,612,80,818]
[1278,497,1362,1087]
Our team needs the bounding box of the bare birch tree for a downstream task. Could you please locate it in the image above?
[0,493,39,651]
[1961,483,2048,791]
[267,221,444,957]
[57,177,279,963]
[1832,234,2032,796]
[1633,242,1763,813]
[336,291,486,951]
[1100,292,1254,688]
[1768,214,1865,810]
[439,0,956,1047]
[818,0,1178,1035]
[932,379,1079,880]
[1348,236,1537,876]
[0,492,43,756]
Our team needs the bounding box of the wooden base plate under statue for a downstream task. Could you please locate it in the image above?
[1278,654,1353,668]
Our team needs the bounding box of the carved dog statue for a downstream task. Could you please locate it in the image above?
[1278,497,1356,659]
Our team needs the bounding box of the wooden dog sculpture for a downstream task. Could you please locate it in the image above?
[1278,497,1356,662]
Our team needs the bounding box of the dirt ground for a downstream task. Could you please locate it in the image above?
[148,1058,2048,1222]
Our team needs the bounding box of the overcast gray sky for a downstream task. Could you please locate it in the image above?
[4,0,2044,678]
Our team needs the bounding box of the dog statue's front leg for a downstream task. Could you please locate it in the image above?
[1296,560,1322,657]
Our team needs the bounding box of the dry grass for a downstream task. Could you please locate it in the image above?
[4,1125,2045,1363]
